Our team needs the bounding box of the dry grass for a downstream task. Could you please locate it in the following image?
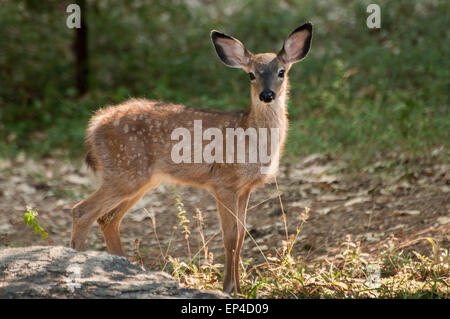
[131,190,449,299]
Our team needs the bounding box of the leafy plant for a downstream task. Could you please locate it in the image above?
[21,206,51,243]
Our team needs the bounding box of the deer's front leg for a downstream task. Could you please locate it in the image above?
[215,187,250,294]
[234,189,251,290]
[215,188,239,293]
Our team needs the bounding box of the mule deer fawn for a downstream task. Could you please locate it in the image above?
[71,23,313,293]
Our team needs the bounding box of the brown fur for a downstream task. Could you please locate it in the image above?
[70,24,312,294]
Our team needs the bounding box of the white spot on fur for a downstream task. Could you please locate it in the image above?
[124,124,129,133]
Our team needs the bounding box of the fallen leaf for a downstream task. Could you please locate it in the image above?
[318,207,332,215]
[364,232,382,242]
[300,153,326,167]
[318,194,348,202]
[317,175,339,183]
[251,245,268,253]
[0,224,13,232]
[16,183,36,195]
[393,210,421,216]
[344,196,371,207]
[333,282,348,290]
[317,205,341,215]
[440,186,450,193]
[65,174,90,185]
[0,159,11,170]
[290,201,312,208]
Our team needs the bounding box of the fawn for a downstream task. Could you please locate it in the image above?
[70,23,313,293]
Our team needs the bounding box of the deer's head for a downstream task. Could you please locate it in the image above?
[211,23,313,105]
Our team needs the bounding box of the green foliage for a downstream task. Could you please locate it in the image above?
[21,206,50,243]
[0,0,448,165]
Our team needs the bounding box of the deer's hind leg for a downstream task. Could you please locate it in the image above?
[96,176,161,256]
[97,192,145,256]
[70,182,143,251]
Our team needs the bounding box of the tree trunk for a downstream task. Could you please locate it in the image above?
[74,0,88,96]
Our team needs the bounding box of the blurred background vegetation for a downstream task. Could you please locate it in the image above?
[0,0,448,165]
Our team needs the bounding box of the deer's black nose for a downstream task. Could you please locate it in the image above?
[259,90,276,103]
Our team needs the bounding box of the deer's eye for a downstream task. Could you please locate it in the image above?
[248,72,255,81]
[278,70,285,78]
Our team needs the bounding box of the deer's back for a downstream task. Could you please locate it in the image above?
[85,98,279,190]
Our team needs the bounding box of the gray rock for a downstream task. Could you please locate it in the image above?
[0,246,229,299]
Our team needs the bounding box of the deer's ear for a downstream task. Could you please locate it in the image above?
[278,22,313,65]
[211,30,252,68]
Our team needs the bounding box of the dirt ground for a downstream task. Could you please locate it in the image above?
[0,150,448,270]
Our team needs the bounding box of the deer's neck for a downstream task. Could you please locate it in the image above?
[247,83,289,133]
[245,82,289,174]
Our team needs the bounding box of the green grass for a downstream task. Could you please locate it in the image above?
[0,0,448,167]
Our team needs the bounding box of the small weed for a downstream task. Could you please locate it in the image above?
[171,187,192,263]
[21,206,51,244]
